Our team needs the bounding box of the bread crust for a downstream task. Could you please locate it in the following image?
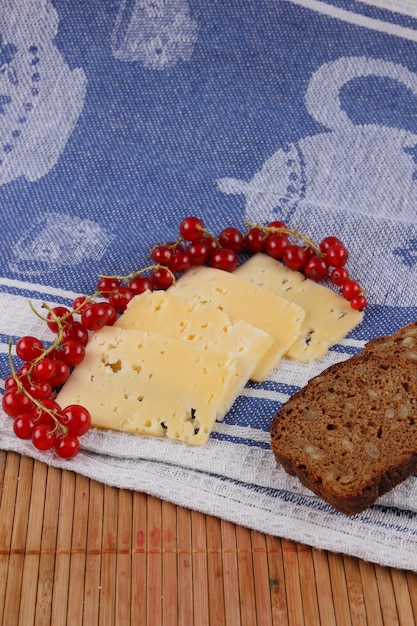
[270,322,417,515]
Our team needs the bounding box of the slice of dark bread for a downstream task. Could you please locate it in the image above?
[270,344,417,515]
[362,321,417,360]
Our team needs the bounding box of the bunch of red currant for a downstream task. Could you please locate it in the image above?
[2,215,366,459]
[97,216,366,310]
[3,334,91,459]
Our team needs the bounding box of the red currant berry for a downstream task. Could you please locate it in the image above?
[27,380,53,400]
[108,287,134,312]
[32,423,56,450]
[179,216,204,242]
[319,236,342,253]
[72,295,88,312]
[97,276,121,296]
[244,228,265,253]
[325,243,349,268]
[4,375,18,391]
[33,399,61,428]
[265,234,290,259]
[48,360,71,387]
[186,241,210,266]
[128,275,154,295]
[151,245,173,266]
[61,404,91,437]
[341,280,361,301]
[350,294,367,310]
[169,252,191,274]
[17,362,32,384]
[303,246,316,262]
[16,336,43,361]
[283,245,308,271]
[46,307,73,333]
[209,248,238,272]
[32,358,56,381]
[101,302,118,326]
[268,220,288,231]
[304,256,329,281]
[218,227,244,253]
[81,302,109,331]
[55,434,80,459]
[63,321,89,346]
[60,340,85,367]
[2,389,33,418]
[330,267,349,286]
[151,267,174,290]
[13,412,35,439]
[166,241,185,254]
[202,235,220,253]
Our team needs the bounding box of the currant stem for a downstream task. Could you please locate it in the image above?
[244,219,322,255]
[197,226,219,245]
[100,264,176,283]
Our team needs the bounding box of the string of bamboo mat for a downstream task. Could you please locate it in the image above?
[0,450,416,625]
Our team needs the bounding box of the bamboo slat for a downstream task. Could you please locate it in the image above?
[250,530,273,626]
[327,550,352,625]
[99,484,119,624]
[0,450,416,626]
[375,565,401,626]
[205,515,225,626]
[191,509,209,626]
[147,494,162,625]
[4,455,34,625]
[297,543,321,625]
[51,469,75,623]
[83,478,104,626]
[343,555,368,626]
[161,499,178,626]
[312,548,336,625]
[282,538,304,625]
[236,524,256,626]
[220,519,241,625]
[67,473,89,625]
[18,460,48,626]
[358,560,384,626]
[116,488,133,625]
[177,504,193,625]
[265,534,289,625]
[131,490,147,625]
[34,466,61,626]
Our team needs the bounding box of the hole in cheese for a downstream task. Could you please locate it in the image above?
[107,360,122,372]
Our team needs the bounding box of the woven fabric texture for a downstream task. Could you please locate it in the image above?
[1,0,417,570]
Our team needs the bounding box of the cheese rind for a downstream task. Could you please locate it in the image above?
[235,253,363,362]
[168,266,305,380]
[55,326,240,445]
[115,290,274,385]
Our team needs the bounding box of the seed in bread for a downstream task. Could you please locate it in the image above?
[270,349,417,515]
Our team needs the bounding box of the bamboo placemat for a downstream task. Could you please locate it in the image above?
[1,451,416,626]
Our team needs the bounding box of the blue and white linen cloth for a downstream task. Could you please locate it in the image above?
[1,0,417,571]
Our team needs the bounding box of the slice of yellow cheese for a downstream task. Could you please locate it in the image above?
[115,290,274,384]
[235,253,364,362]
[168,266,305,381]
[55,326,241,445]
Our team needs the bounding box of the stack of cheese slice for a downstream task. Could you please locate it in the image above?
[56,255,363,445]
